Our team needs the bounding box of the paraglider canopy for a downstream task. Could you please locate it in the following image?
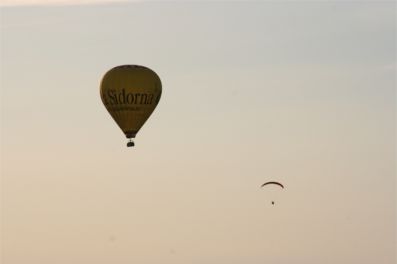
[261,181,284,189]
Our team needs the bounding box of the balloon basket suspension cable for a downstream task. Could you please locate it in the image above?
[127,139,135,147]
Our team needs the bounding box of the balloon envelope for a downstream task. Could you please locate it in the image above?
[100,65,162,140]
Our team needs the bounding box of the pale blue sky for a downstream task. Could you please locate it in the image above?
[1,1,396,264]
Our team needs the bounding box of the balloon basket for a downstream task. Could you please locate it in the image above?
[127,140,135,147]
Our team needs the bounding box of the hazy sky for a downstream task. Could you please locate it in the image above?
[1,1,396,264]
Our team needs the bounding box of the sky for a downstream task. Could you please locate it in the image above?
[0,0,131,6]
[0,1,396,264]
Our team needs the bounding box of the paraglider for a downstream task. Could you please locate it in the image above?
[261,181,284,189]
[261,181,284,205]
[100,65,162,147]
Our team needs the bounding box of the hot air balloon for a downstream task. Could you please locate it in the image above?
[261,181,284,205]
[100,65,162,147]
